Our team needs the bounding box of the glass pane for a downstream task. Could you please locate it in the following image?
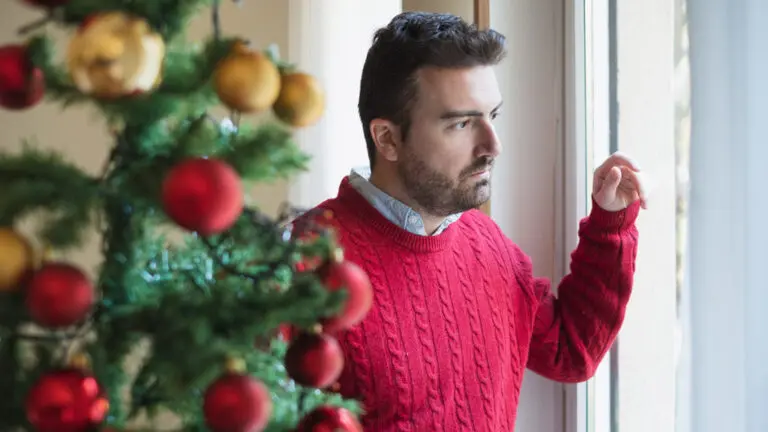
[674,0,691,430]
[583,0,614,430]
[583,0,692,429]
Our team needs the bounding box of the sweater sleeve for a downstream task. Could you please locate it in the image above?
[519,199,640,383]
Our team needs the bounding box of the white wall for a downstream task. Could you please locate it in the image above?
[286,0,402,207]
[490,0,566,431]
[403,0,474,21]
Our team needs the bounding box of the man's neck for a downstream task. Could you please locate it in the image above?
[368,169,447,235]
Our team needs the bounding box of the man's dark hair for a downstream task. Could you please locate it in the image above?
[358,11,507,167]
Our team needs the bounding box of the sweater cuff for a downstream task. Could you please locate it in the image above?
[586,197,641,232]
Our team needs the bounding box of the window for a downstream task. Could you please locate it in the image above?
[567,0,688,431]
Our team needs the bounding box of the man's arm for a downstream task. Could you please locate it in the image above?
[519,199,640,383]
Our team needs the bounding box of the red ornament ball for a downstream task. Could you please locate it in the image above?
[277,324,293,342]
[22,0,71,7]
[284,332,344,389]
[296,406,363,432]
[25,263,94,328]
[0,44,45,110]
[294,254,323,273]
[320,260,373,334]
[161,158,243,236]
[25,368,109,432]
[292,234,324,274]
[203,373,272,432]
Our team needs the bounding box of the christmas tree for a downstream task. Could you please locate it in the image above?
[0,1,372,431]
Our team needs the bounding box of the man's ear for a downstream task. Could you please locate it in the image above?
[369,119,401,163]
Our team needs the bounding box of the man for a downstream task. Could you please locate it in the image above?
[306,11,646,431]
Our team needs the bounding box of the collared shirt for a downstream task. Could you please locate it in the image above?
[347,166,462,236]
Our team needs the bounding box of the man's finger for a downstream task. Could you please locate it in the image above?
[620,167,648,208]
[595,152,642,178]
[621,168,648,200]
[592,173,604,195]
[610,152,642,170]
[595,166,622,203]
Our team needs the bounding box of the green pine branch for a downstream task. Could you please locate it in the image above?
[24,36,86,108]
[0,144,101,248]
[216,123,311,181]
[105,117,311,221]
[1,2,363,430]
[57,0,216,40]
[26,34,236,127]
[87,226,347,428]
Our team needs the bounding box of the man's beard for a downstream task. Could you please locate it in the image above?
[397,153,493,217]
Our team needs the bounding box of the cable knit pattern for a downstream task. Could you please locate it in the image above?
[402,255,444,430]
[467,218,511,432]
[451,242,495,430]
[302,177,640,431]
[343,221,414,430]
[339,313,375,419]
[432,254,473,430]
[477,221,522,395]
[334,243,376,408]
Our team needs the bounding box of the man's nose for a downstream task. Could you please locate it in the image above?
[476,119,502,158]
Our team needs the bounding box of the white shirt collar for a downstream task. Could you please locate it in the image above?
[347,166,462,236]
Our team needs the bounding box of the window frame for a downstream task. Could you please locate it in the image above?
[562,0,611,431]
[565,0,682,431]
[562,0,589,428]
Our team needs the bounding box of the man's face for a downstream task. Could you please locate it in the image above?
[396,65,503,217]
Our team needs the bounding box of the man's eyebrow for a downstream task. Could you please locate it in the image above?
[439,101,504,120]
[440,110,483,119]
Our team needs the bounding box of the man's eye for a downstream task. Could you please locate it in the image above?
[452,120,471,130]
[490,111,501,120]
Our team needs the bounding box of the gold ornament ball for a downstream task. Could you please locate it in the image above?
[224,357,247,374]
[272,72,325,127]
[38,244,54,267]
[0,228,34,291]
[68,352,91,371]
[214,41,281,113]
[66,12,165,99]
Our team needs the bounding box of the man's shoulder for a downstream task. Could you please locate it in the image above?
[455,209,526,255]
[290,198,369,243]
[456,208,501,233]
[287,198,341,235]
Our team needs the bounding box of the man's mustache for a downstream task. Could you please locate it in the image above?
[461,157,494,178]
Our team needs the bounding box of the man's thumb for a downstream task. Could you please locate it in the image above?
[597,166,622,201]
[607,166,622,186]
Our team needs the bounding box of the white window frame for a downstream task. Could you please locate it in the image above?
[583,2,614,432]
[562,0,612,431]
[564,0,680,431]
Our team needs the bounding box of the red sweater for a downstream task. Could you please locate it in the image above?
[310,178,639,431]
